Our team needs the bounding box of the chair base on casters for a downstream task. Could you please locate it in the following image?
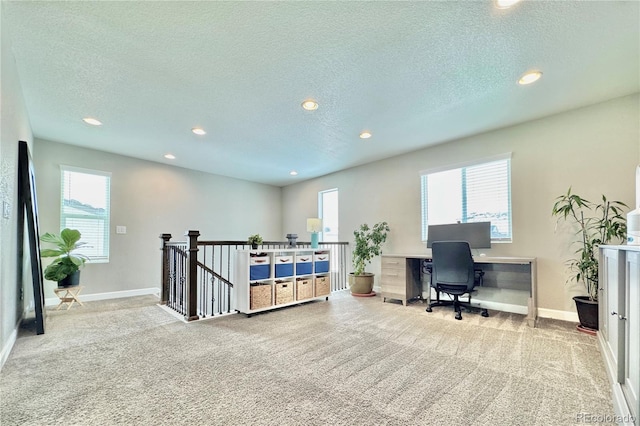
[426,294,489,320]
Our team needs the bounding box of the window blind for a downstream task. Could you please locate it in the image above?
[420,154,512,242]
[60,166,111,262]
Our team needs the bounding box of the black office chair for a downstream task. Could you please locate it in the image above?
[426,241,489,320]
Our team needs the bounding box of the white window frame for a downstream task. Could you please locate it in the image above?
[318,188,339,242]
[420,153,512,243]
[60,165,111,263]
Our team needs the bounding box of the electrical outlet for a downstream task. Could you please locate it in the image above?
[3,201,10,219]
[116,226,127,234]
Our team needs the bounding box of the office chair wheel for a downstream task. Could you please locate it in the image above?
[455,312,462,320]
[481,309,489,317]
[426,307,433,313]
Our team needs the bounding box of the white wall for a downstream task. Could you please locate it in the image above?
[0,3,34,368]
[282,94,640,314]
[33,140,283,299]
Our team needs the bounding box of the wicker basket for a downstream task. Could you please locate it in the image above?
[250,283,272,310]
[315,276,330,297]
[275,281,294,305]
[296,278,313,300]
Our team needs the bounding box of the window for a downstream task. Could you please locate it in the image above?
[318,188,339,242]
[60,166,111,262]
[420,154,512,242]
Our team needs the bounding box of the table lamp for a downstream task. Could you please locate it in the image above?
[307,218,322,249]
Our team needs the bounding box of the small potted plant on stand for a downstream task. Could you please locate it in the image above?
[40,228,89,287]
[552,188,627,333]
[349,222,390,296]
[247,234,263,249]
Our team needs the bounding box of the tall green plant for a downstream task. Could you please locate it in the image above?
[352,222,390,275]
[552,188,627,301]
[40,228,89,282]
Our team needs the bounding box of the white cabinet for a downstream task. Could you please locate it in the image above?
[623,252,639,424]
[599,246,640,426]
[600,248,625,383]
[235,249,331,315]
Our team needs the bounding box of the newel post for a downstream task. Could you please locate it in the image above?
[160,233,172,305]
[185,230,200,321]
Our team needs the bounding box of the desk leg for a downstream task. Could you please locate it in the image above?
[526,297,537,327]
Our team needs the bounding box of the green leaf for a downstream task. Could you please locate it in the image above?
[40,232,65,246]
[40,248,64,258]
[61,228,81,247]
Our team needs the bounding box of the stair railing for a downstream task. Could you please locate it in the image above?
[160,231,350,321]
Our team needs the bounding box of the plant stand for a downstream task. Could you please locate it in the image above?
[53,286,84,310]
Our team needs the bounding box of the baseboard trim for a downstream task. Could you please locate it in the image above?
[537,308,579,322]
[0,327,18,372]
[45,287,160,307]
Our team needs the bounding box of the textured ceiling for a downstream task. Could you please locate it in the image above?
[3,1,639,186]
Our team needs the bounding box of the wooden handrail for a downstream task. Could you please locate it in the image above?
[196,240,349,246]
[196,260,234,288]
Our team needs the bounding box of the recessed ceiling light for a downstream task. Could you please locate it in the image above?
[359,131,372,139]
[289,170,298,176]
[82,117,102,126]
[192,127,206,136]
[495,0,521,9]
[301,99,318,111]
[164,154,176,160]
[518,70,543,85]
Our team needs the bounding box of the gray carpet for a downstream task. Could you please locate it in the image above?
[1,291,613,425]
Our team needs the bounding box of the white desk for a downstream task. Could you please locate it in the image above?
[381,254,538,327]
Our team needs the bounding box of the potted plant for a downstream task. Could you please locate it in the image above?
[552,187,627,332]
[247,234,263,249]
[40,228,89,288]
[349,222,390,295]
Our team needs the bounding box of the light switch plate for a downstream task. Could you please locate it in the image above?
[3,201,10,219]
[116,225,127,234]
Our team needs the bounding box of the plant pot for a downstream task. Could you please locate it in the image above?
[573,295,598,331]
[251,244,258,249]
[349,273,374,295]
[58,270,80,288]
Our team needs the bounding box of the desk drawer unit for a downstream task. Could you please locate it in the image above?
[381,256,410,305]
[381,256,422,306]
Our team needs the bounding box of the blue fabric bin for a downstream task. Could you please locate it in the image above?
[296,262,313,275]
[314,253,330,273]
[275,263,293,277]
[250,264,270,281]
[315,261,329,273]
[296,254,313,275]
[275,256,294,278]
[249,255,270,280]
